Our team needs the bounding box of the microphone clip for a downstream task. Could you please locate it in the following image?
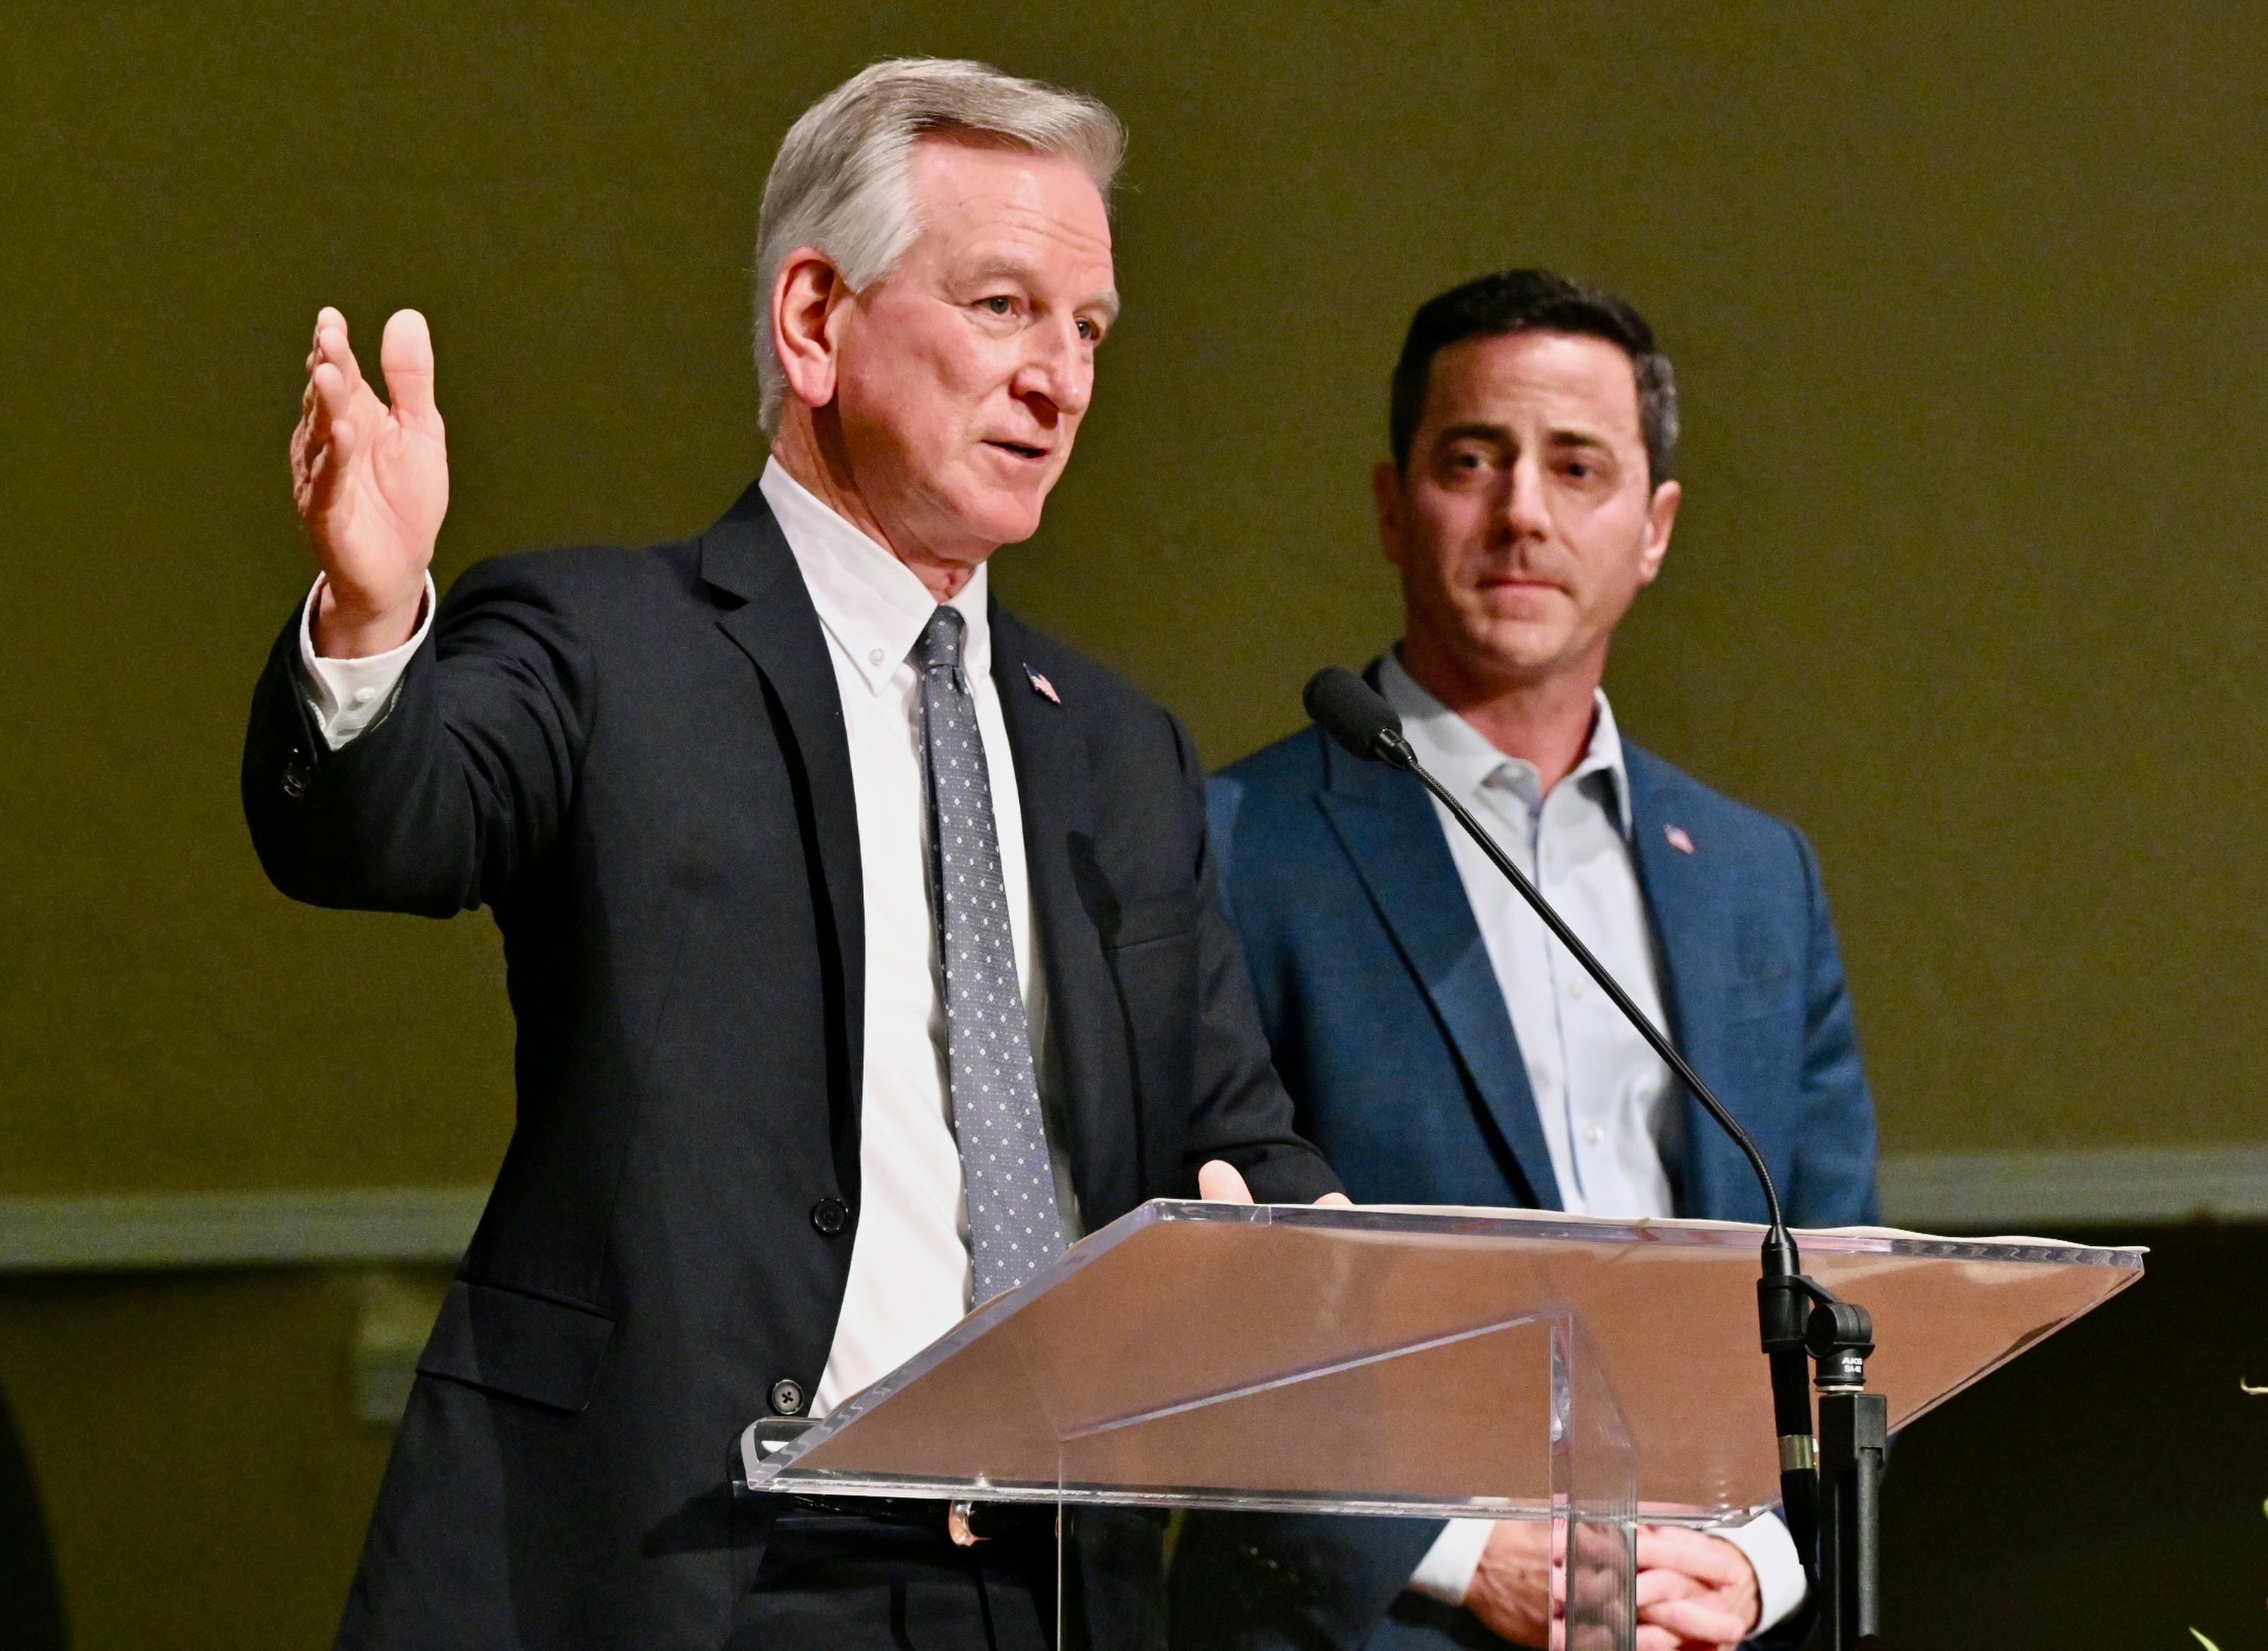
[1761,1262,1885,1651]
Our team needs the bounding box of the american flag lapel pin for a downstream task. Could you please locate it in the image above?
[1024,664,1061,705]
[1665,824,1696,855]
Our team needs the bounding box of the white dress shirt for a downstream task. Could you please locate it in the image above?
[759,460,1064,1416]
[1378,653,1805,1635]
[297,457,1065,1420]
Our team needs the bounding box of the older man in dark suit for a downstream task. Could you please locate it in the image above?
[245,58,1339,1651]
[1175,273,1879,1651]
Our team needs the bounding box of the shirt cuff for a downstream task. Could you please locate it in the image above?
[1712,1510,1806,1634]
[1406,1517,1494,1605]
[297,573,434,750]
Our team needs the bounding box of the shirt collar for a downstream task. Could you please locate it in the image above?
[759,456,992,697]
[1374,649,1633,838]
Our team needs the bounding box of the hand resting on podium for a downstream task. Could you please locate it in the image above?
[1453,1513,1758,1651]
[1198,1163,1757,1651]
[1630,1526,1758,1649]
[1196,1160,1353,1207]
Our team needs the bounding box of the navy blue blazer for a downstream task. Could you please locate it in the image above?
[1205,720,1877,1227]
[1171,711,1879,1651]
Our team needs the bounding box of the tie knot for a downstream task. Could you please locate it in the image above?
[916,606,967,677]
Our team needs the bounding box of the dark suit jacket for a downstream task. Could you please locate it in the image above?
[1170,713,1879,1651]
[242,483,1339,1651]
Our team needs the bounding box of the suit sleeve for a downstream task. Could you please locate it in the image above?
[241,555,595,919]
[1784,826,1882,1226]
[1169,717,1343,1204]
[1169,1507,1442,1651]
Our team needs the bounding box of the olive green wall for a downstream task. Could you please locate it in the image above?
[3,3,2264,1645]
[8,3,2268,1198]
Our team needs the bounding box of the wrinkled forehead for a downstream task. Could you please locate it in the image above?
[904,138,1117,290]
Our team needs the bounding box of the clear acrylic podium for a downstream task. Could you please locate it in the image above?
[738,1200,2140,1648]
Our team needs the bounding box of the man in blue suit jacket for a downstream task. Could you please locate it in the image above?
[1173,273,1879,1651]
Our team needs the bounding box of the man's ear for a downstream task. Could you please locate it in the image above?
[1637,477,1681,585]
[770,249,852,412]
[1372,460,1408,570]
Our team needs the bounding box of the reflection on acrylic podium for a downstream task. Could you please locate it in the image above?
[738,1200,2141,1649]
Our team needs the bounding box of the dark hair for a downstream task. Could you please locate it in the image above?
[1388,269,1679,484]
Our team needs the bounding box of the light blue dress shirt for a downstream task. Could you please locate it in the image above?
[1377,652,1805,1634]
[1379,653,1684,1216]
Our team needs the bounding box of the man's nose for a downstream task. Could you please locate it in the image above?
[1498,454,1551,539]
[1013,319,1093,422]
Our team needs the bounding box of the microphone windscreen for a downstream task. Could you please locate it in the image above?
[1303,667,1405,764]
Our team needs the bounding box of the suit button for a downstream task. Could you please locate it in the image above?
[280,764,308,800]
[810,1197,850,1237]
[770,1377,805,1416]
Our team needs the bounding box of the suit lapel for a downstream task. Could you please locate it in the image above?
[1315,751,1563,1211]
[699,484,866,1188]
[1625,746,1738,1219]
[987,605,1135,1227]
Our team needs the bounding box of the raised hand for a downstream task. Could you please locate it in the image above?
[290,307,449,658]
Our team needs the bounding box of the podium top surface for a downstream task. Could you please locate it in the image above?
[742,1200,2139,1521]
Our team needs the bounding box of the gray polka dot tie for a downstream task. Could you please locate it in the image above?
[916,606,1065,1303]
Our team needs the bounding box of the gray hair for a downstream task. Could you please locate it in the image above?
[752,58,1127,434]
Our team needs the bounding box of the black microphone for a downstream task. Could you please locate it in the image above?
[1303,665,1822,1570]
[1303,667,1414,769]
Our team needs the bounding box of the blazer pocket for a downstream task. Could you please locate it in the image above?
[1100,889,1200,951]
[417,1278,618,1414]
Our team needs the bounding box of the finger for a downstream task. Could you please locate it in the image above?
[291,411,316,512]
[1642,1524,1742,1588]
[299,361,366,513]
[1197,1161,1253,1203]
[291,396,318,478]
[308,305,343,370]
[298,325,329,417]
[1634,1568,1703,1609]
[380,308,439,428]
[313,311,365,393]
[308,361,358,447]
[1633,1627,1681,1651]
[1637,1592,1748,1645]
[305,308,362,428]
[1314,1191,1353,1207]
[1634,1529,1748,1589]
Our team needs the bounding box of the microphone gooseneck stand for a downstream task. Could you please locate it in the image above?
[1300,668,1884,1651]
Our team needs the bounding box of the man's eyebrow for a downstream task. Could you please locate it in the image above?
[1433,421,1514,447]
[970,256,1040,287]
[1431,421,1619,455]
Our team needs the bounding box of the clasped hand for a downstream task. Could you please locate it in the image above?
[1464,1520,1760,1651]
